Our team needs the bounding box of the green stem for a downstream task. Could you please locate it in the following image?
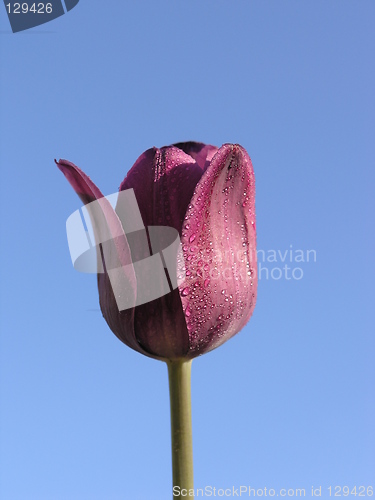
[167,359,194,498]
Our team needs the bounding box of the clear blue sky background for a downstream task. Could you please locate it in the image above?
[1,1,374,499]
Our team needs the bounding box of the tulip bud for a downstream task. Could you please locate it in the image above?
[56,142,257,360]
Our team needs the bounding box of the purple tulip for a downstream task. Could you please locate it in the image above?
[56,142,257,361]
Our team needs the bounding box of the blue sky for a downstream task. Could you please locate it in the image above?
[0,1,374,499]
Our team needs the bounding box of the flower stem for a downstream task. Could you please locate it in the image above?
[167,359,194,497]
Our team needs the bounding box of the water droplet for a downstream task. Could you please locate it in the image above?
[204,279,210,288]
[189,234,196,243]
[181,287,190,296]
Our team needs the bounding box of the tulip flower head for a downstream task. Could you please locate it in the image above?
[56,142,257,361]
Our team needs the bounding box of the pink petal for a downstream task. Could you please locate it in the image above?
[178,144,257,356]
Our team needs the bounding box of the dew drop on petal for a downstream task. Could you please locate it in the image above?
[189,234,196,243]
[181,287,190,297]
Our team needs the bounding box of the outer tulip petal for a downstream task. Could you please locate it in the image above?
[178,144,257,356]
[56,159,151,357]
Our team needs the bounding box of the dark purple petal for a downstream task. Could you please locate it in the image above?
[118,147,206,358]
[56,159,151,357]
[178,144,257,356]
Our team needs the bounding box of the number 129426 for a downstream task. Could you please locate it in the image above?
[5,3,53,14]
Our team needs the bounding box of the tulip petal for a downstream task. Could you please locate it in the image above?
[56,159,152,356]
[179,144,257,356]
[119,146,209,358]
